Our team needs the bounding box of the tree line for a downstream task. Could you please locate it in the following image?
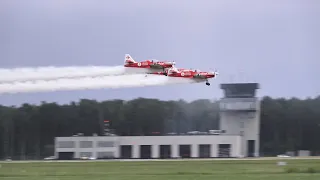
[0,96,319,159]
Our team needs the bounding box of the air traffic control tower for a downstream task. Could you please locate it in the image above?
[219,83,260,157]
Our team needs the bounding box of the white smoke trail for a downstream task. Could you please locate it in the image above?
[0,75,202,94]
[0,66,152,83]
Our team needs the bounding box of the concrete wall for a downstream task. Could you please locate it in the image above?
[55,135,241,158]
[119,135,241,158]
[55,136,119,158]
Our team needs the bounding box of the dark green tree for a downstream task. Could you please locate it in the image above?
[0,96,319,159]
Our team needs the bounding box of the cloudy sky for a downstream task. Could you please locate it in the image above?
[0,0,319,105]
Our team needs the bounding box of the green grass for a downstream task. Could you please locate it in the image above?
[1,159,320,180]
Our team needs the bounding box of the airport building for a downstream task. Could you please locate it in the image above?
[55,83,260,159]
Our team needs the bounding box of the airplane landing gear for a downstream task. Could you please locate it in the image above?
[205,80,210,86]
[163,68,168,76]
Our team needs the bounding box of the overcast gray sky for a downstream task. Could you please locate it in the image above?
[0,0,319,106]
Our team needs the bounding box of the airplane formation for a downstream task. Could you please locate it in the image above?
[0,54,219,94]
[124,54,218,86]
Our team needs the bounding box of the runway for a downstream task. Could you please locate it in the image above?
[2,156,320,163]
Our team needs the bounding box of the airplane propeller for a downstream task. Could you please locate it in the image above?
[214,70,219,76]
[208,68,219,76]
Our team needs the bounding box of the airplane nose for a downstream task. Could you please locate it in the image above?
[209,71,218,76]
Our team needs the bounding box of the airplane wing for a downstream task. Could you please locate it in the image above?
[149,63,166,69]
[193,74,207,79]
[150,61,176,69]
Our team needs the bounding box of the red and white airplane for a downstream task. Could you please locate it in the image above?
[149,67,218,86]
[124,54,176,73]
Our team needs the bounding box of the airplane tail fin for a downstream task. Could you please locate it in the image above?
[125,54,136,63]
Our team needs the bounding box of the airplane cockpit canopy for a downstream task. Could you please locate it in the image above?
[168,67,177,74]
[171,67,178,71]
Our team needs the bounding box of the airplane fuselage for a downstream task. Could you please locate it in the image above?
[149,70,216,86]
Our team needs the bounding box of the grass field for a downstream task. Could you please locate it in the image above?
[1,159,320,180]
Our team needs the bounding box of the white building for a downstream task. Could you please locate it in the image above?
[54,83,261,159]
[55,135,241,159]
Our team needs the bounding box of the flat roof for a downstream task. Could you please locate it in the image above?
[56,135,240,139]
[55,135,241,146]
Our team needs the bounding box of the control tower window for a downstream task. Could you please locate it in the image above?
[221,83,259,98]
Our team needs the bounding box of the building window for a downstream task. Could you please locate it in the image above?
[97,152,114,158]
[80,141,93,148]
[57,141,75,148]
[97,141,115,148]
[240,131,244,136]
[240,122,244,128]
[79,152,92,157]
[247,112,256,119]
